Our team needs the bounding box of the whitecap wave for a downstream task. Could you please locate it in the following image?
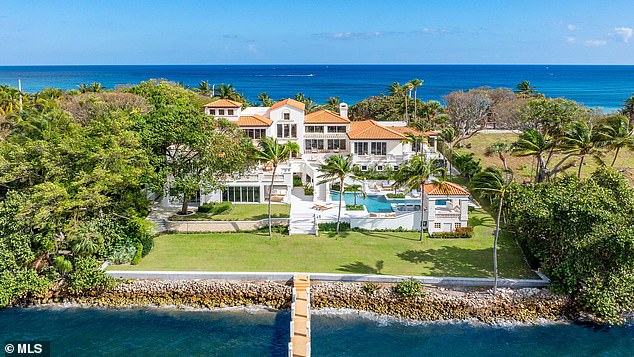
[253,74,315,77]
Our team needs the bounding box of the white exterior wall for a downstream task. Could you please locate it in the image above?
[425,195,470,234]
[269,106,305,153]
[350,212,421,231]
[205,106,241,121]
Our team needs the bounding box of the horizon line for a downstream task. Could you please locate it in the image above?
[2,63,634,67]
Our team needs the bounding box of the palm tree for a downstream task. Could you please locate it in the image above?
[325,96,340,112]
[258,92,274,106]
[318,155,353,235]
[597,115,634,166]
[408,79,424,121]
[395,155,445,241]
[196,81,213,96]
[401,131,425,154]
[88,82,105,93]
[344,184,366,207]
[438,126,456,178]
[511,129,553,182]
[216,83,244,102]
[471,167,513,295]
[621,94,634,125]
[77,83,89,93]
[485,142,512,181]
[560,120,601,178]
[514,80,537,96]
[254,138,299,236]
[388,82,410,122]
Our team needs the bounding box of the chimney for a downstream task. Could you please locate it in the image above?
[339,102,348,119]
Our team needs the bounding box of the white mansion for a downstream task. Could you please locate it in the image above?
[168,97,472,234]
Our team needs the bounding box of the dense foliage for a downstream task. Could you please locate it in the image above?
[505,167,634,323]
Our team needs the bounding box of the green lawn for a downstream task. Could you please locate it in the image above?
[458,133,634,184]
[113,209,534,278]
[211,204,290,221]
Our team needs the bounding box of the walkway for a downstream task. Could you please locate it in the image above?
[289,188,317,235]
[289,274,311,357]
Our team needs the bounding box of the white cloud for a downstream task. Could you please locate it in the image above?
[614,27,633,43]
[567,24,577,31]
[584,39,607,47]
[247,44,259,54]
[328,31,384,39]
[565,36,576,43]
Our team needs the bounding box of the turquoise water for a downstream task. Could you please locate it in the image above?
[1,65,633,109]
[331,192,419,213]
[0,307,632,356]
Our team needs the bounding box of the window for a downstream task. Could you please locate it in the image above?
[228,109,234,115]
[377,165,384,171]
[277,124,297,138]
[371,142,387,155]
[305,126,324,133]
[244,129,266,139]
[434,222,441,229]
[361,165,368,171]
[305,139,324,151]
[209,109,215,115]
[327,139,346,150]
[455,223,462,229]
[222,186,260,203]
[218,109,225,115]
[283,112,290,120]
[393,165,399,171]
[354,142,368,155]
[327,126,346,133]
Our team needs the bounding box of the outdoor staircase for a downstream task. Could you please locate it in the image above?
[148,218,168,234]
[289,214,317,235]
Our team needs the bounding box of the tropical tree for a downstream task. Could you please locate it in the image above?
[257,92,274,107]
[294,92,318,113]
[408,79,424,121]
[514,80,538,97]
[388,82,411,122]
[621,94,634,124]
[597,114,634,167]
[438,126,456,177]
[324,96,340,112]
[511,128,553,182]
[485,142,512,179]
[215,83,245,103]
[401,131,425,154]
[560,120,601,178]
[395,155,445,241]
[318,155,353,235]
[196,81,213,96]
[254,138,299,236]
[471,167,513,294]
[344,183,366,207]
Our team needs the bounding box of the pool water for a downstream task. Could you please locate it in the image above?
[331,192,420,213]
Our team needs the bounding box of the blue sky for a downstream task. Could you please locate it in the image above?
[1,0,633,65]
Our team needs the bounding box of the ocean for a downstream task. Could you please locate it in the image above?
[0,307,632,356]
[1,65,633,111]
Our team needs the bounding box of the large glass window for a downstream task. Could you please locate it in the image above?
[218,109,225,115]
[222,186,260,202]
[305,126,324,133]
[244,129,266,139]
[327,139,346,150]
[305,139,324,151]
[354,142,368,155]
[228,109,234,115]
[209,109,216,115]
[327,126,346,133]
[277,123,297,138]
[371,142,387,155]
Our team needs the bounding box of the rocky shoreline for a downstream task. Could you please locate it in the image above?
[26,279,574,324]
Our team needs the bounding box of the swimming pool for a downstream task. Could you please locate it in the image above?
[331,192,420,213]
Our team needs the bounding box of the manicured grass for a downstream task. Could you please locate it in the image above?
[457,133,634,184]
[113,208,534,278]
[210,204,290,221]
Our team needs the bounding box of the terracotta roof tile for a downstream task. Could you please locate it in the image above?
[424,182,470,196]
[204,99,243,108]
[347,120,406,140]
[237,115,272,127]
[270,98,305,111]
[305,110,350,124]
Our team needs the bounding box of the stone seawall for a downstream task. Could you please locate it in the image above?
[37,280,571,323]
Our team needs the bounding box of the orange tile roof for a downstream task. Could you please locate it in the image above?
[389,126,438,137]
[305,110,350,124]
[204,99,243,108]
[424,182,470,196]
[237,115,272,127]
[270,98,306,111]
[347,120,407,140]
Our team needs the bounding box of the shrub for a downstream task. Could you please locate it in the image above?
[386,193,406,199]
[131,242,143,265]
[346,205,365,211]
[393,278,424,297]
[318,222,351,232]
[53,256,73,275]
[66,257,117,295]
[362,282,381,295]
[304,185,314,196]
[255,225,289,235]
[198,202,233,215]
[293,175,303,187]
[431,227,473,239]
[330,183,341,192]
[107,245,137,264]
